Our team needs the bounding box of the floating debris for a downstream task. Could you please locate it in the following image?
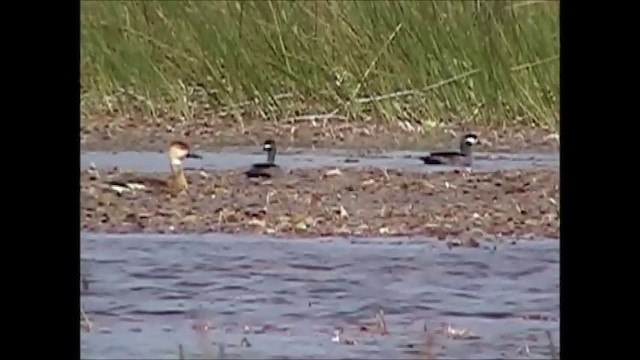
[375,309,388,335]
[438,323,480,340]
[546,330,558,360]
[240,337,251,347]
[80,303,92,332]
[332,328,357,345]
[517,341,531,357]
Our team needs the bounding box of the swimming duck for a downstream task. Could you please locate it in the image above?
[245,139,284,178]
[418,133,479,166]
[105,141,202,195]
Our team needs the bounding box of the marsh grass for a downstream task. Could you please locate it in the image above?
[81,0,559,130]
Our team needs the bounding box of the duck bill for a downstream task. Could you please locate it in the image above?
[186,152,203,159]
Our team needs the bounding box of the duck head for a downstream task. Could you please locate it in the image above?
[169,141,202,162]
[459,133,479,156]
[263,139,277,163]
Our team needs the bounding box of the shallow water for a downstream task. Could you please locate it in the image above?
[80,148,559,174]
[81,233,559,359]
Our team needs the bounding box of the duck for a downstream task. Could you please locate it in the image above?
[245,139,284,178]
[418,133,479,166]
[105,141,202,196]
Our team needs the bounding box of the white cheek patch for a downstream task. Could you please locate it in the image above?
[465,137,478,145]
[263,144,272,150]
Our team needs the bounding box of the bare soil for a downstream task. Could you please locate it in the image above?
[81,166,559,244]
[80,114,559,154]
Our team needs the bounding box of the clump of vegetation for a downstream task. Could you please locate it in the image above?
[81,0,558,130]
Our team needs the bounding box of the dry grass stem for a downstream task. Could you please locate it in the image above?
[80,303,93,332]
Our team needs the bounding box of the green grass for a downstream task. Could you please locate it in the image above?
[81,0,559,130]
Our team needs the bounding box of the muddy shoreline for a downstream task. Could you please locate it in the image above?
[81,115,559,154]
[81,166,559,243]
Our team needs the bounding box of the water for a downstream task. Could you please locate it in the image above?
[81,233,559,359]
[80,148,559,174]
[81,148,560,358]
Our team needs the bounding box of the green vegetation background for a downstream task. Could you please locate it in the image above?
[81,0,559,129]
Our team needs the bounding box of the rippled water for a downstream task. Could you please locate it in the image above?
[81,233,559,359]
[80,148,559,174]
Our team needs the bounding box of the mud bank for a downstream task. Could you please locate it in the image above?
[81,115,559,154]
[81,166,559,242]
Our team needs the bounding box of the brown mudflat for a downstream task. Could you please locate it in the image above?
[80,114,559,153]
[81,166,559,242]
